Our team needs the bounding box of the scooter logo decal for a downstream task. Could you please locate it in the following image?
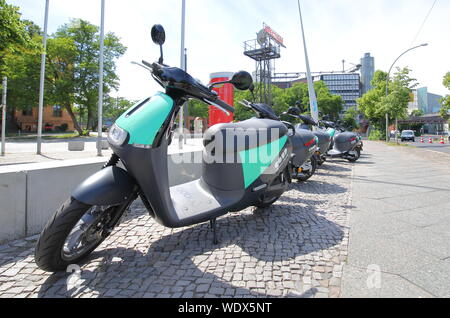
[239,135,288,189]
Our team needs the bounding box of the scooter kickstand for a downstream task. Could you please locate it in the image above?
[210,218,219,245]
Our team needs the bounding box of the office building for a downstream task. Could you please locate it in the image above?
[360,53,375,95]
[318,73,361,114]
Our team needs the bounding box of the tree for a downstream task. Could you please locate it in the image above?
[411,109,424,117]
[55,19,127,131]
[45,36,83,134]
[188,99,209,119]
[342,107,359,131]
[0,0,36,76]
[357,67,417,138]
[103,96,136,120]
[440,72,450,121]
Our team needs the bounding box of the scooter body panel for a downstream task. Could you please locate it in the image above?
[313,130,332,155]
[109,95,292,228]
[290,128,317,168]
[115,92,174,147]
[334,132,358,153]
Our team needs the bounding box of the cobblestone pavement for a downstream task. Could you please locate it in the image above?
[0,159,355,298]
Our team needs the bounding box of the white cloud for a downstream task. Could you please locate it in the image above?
[9,0,450,101]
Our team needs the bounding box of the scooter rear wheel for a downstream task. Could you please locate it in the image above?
[35,198,128,272]
[347,148,361,162]
[297,156,318,182]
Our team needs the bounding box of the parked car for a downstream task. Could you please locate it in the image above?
[401,130,415,142]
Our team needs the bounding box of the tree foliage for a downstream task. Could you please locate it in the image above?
[0,0,37,76]
[2,13,127,135]
[342,107,359,131]
[357,67,417,137]
[232,81,343,122]
[440,72,450,121]
[54,19,127,131]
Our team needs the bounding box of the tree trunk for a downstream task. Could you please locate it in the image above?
[64,104,85,136]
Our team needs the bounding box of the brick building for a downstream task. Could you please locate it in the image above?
[15,105,75,133]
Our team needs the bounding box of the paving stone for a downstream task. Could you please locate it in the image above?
[0,160,353,298]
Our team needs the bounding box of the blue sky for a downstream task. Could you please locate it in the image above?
[8,0,450,101]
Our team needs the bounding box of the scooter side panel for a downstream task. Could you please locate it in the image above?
[290,129,317,168]
[314,130,332,154]
[239,135,288,188]
[115,92,173,147]
[334,132,358,153]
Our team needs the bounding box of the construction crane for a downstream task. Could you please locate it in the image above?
[342,60,362,73]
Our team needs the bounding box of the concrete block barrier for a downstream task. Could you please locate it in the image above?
[0,151,202,243]
[68,141,85,151]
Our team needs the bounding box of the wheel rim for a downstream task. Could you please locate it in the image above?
[300,160,313,176]
[61,206,111,262]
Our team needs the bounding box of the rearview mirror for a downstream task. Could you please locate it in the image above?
[299,115,318,126]
[230,71,253,91]
[151,24,166,45]
[287,107,301,117]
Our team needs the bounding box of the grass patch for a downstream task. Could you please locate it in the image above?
[42,133,80,140]
[387,141,414,147]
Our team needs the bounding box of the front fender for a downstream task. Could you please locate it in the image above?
[72,166,137,206]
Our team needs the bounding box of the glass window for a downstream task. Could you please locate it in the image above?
[53,105,62,117]
[22,109,33,116]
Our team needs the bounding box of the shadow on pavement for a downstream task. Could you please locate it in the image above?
[36,191,344,298]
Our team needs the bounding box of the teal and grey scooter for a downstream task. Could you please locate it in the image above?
[35,25,293,272]
[321,120,361,162]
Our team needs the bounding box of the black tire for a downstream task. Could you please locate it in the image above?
[347,148,361,162]
[254,195,282,209]
[297,155,318,182]
[35,198,123,272]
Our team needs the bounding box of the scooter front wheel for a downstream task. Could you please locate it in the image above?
[35,198,129,272]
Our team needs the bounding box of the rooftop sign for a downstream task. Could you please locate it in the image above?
[263,23,286,48]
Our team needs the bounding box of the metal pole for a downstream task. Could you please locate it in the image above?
[297,0,319,126]
[178,0,186,150]
[37,0,50,155]
[97,0,105,157]
[1,77,7,156]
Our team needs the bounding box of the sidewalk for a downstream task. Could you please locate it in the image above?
[342,141,450,297]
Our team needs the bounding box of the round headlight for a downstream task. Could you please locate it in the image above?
[108,124,128,146]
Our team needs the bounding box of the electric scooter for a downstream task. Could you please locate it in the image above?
[321,120,361,162]
[280,107,319,182]
[287,109,333,167]
[35,25,293,272]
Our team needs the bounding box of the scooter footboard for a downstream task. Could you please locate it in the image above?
[72,166,137,206]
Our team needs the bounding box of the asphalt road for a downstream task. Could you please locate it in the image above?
[400,140,450,155]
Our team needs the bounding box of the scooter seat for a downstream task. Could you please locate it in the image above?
[203,118,288,153]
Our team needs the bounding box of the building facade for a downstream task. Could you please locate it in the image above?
[15,105,75,133]
[318,73,361,115]
[360,53,375,95]
[407,87,443,115]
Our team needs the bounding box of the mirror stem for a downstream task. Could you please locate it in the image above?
[208,80,230,90]
[159,45,164,64]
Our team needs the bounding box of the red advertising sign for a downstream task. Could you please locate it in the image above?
[263,23,285,47]
[209,72,234,127]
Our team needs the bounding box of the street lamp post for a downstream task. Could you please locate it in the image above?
[385,43,428,143]
[97,0,106,157]
[37,0,50,155]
